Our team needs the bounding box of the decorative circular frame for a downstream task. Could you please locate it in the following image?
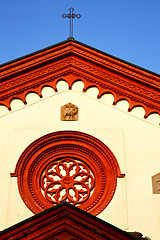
[11,131,124,215]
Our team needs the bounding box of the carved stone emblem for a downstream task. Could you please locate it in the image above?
[152,173,160,194]
[61,103,78,121]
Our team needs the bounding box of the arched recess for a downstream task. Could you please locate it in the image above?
[11,131,125,216]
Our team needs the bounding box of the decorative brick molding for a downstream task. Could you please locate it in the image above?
[0,39,160,118]
[11,131,124,215]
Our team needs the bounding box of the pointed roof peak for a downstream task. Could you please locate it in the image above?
[0,39,160,119]
[0,202,140,240]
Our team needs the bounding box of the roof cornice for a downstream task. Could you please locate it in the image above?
[0,39,160,118]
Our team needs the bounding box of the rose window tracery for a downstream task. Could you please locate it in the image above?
[11,131,124,215]
[40,159,95,205]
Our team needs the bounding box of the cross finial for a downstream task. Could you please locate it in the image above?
[62,8,81,39]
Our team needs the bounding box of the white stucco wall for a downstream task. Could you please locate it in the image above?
[0,81,160,239]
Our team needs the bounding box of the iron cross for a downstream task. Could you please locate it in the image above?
[62,8,81,39]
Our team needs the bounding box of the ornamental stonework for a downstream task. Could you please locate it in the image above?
[61,103,78,121]
[11,131,125,215]
[152,173,160,194]
[40,158,95,205]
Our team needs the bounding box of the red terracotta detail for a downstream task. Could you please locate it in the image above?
[40,159,95,204]
[0,40,160,118]
[11,131,124,215]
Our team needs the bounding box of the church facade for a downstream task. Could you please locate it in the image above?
[0,39,160,239]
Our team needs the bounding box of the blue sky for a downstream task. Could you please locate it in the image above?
[1,0,160,74]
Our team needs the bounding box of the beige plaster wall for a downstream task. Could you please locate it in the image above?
[0,81,160,239]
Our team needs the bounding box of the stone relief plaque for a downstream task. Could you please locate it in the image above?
[61,103,78,121]
[152,173,160,194]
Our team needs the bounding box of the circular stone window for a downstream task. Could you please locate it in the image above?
[11,131,124,215]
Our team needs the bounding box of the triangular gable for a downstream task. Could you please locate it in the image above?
[0,202,140,240]
[0,39,160,118]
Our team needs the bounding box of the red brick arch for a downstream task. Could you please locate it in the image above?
[11,131,124,215]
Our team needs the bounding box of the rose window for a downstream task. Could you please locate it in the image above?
[11,131,124,215]
[40,159,95,205]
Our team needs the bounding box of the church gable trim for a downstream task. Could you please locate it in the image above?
[0,39,160,118]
